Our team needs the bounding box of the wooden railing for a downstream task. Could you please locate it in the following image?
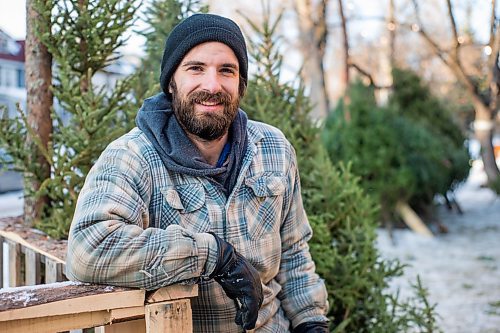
[0,229,67,287]
[0,282,198,333]
[0,220,197,332]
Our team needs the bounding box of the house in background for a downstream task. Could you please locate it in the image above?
[0,29,25,193]
[0,29,26,119]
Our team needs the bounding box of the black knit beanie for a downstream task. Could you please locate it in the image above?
[159,13,248,100]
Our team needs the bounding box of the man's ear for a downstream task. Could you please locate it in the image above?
[168,80,174,94]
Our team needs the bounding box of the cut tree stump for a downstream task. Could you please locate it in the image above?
[396,201,434,237]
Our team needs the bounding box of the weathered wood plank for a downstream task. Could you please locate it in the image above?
[7,240,22,287]
[95,319,146,333]
[145,299,192,333]
[0,310,117,333]
[0,282,145,316]
[146,284,198,303]
[25,248,41,286]
[45,258,63,283]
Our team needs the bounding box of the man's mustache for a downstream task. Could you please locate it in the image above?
[189,90,232,105]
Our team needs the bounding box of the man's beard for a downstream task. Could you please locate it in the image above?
[170,81,240,141]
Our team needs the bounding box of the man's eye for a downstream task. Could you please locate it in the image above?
[188,66,203,72]
[221,68,236,75]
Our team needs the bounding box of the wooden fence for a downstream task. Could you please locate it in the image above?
[0,226,197,332]
[0,229,67,287]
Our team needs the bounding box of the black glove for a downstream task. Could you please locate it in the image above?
[292,321,330,333]
[209,233,263,330]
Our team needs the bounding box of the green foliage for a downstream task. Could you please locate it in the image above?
[0,105,32,173]
[0,0,140,238]
[389,68,470,205]
[387,276,443,333]
[132,0,208,99]
[240,8,440,332]
[323,73,470,218]
[323,83,416,212]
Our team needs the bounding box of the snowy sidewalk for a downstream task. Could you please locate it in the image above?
[0,190,23,219]
[377,161,500,333]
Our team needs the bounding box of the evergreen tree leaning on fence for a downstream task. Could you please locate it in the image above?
[240,8,442,333]
[0,0,139,239]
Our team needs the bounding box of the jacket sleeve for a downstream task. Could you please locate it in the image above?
[66,142,218,290]
[275,147,329,328]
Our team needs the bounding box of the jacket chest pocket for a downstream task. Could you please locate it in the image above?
[160,183,210,233]
[243,173,286,240]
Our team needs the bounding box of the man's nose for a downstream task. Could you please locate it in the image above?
[201,69,222,93]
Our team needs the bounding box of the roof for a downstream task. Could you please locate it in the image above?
[0,40,25,63]
[0,29,25,63]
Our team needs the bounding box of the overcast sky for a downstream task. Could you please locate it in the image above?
[0,0,26,39]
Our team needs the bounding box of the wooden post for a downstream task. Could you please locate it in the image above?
[45,258,63,283]
[25,248,41,285]
[7,241,22,287]
[145,299,192,333]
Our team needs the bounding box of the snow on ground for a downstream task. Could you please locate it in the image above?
[377,161,500,333]
[0,190,23,219]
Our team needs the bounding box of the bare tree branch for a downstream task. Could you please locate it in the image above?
[486,0,500,89]
[315,0,328,58]
[349,62,392,90]
[404,3,482,104]
[338,0,350,89]
[446,0,460,55]
[388,0,396,66]
[489,0,497,47]
[409,0,500,182]
[486,3,500,112]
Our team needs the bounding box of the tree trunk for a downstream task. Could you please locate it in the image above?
[376,0,395,106]
[337,0,349,95]
[294,0,330,120]
[24,0,53,226]
[472,100,499,184]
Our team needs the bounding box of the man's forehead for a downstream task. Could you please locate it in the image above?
[180,41,238,65]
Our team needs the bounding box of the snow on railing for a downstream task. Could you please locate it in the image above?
[0,281,197,333]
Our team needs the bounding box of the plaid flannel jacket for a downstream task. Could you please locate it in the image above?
[67,120,328,332]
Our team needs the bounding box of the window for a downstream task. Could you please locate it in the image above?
[17,68,25,88]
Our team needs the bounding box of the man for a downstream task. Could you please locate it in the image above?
[67,13,328,333]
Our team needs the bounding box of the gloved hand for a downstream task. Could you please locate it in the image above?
[209,233,263,330]
[292,321,330,333]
